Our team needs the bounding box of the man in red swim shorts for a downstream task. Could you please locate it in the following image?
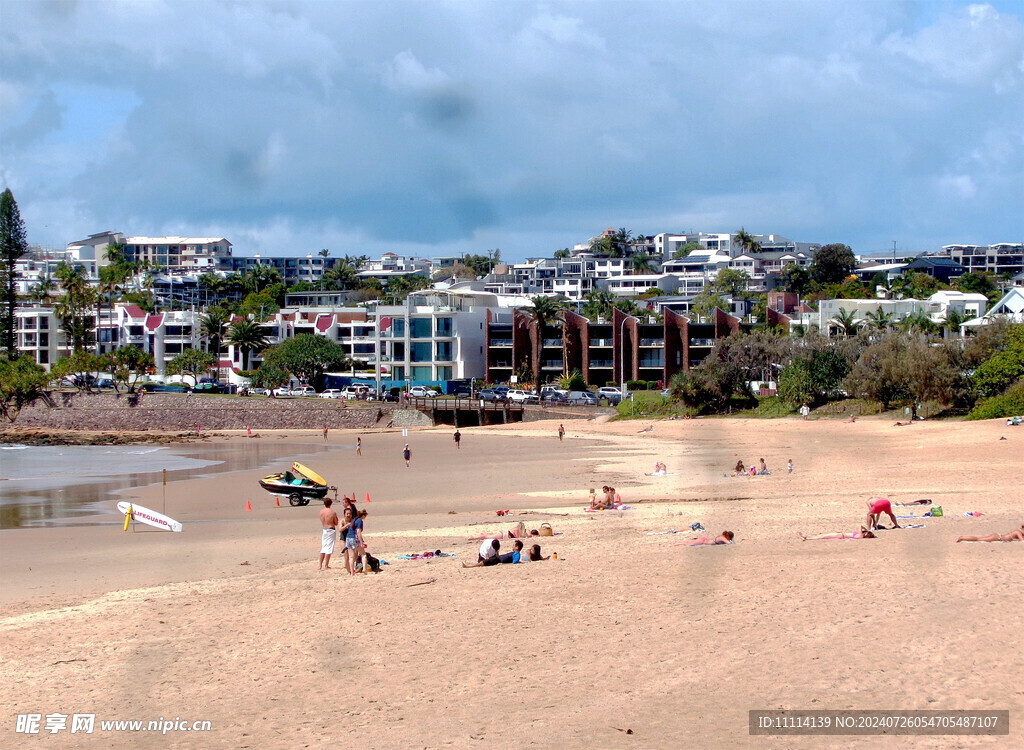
[866,496,901,530]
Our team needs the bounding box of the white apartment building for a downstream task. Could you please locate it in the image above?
[940,243,1024,276]
[122,236,232,270]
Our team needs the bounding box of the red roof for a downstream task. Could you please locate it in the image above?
[123,304,146,319]
[315,314,335,333]
[145,313,165,332]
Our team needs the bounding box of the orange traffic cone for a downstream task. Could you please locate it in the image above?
[245,499,252,511]
[365,491,371,503]
[275,496,281,507]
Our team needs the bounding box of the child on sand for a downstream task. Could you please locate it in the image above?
[787,459,793,473]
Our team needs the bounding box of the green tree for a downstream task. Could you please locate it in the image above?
[672,242,702,260]
[863,308,894,333]
[50,350,107,393]
[831,308,860,338]
[690,287,731,319]
[843,333,912,409]
[227,318,270,371]
[0,355,53,422]
[628,253,658,275]
[558,369,587,392]
[249,360,291,393]
[810,243,856,285]
[972,325,1024,398]
[110,345,154,393]
[242,264,283,295]
[238,292,279,322]
[580,290,615,321]
[259,333,352,391]
[166,348,216,385]
[30,272,56,302]
[952,271,1000,302]
[1,188,29,357]
[733,228,761,254]
[199,307,230,381]
[553,248,571,259]
[54,262,97,352]
[711,269,751,299]
[779,263,813,296]
[525,295,569,385]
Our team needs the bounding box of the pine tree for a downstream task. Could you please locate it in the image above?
[0,189,28,358]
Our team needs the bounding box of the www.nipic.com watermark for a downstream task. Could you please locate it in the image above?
[15,714,212,735]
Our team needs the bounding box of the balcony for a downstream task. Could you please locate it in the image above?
[690,338,716,347]
[639,338,665,347]
[589,359,614,368]
[490,339,513,347]
[489,360,512,369]
[589,338,612,346]
[541,360,564,369]
[542,338,562,347]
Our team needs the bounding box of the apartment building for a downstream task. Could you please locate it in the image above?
[938,243,1023,276]
[122,236,232,270]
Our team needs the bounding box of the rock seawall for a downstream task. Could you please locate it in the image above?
[6,393,404,432]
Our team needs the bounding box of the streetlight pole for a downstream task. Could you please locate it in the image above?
[619,315,634,401]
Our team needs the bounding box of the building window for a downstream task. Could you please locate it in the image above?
[435,341,452,361]
[437,366,452,381]
[393,319,405,337]
[410,318,432,339]
[411,365,432,381]
[410,342,432,362]
[436,317,452,336]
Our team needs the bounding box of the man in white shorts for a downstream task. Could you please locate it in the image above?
[319,498,339,570]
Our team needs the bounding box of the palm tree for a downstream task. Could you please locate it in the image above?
[30,273,55,302]
[54,262,96,352]
[831,308,859,338]
[580,289,616,321]
[200,307,230,381]
[900,311,937,336]
[227,318,270,371]
[863,308,893,333]
[734,228,761,255]
[526,295,569,385]
[629,253,657,275]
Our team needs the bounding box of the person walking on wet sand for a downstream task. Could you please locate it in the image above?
[323,425,328,441]
[558,424,565,441]
[356,436,362,456]
[454,429,461,449]
[403,443,411,467]
[318,498,339,570]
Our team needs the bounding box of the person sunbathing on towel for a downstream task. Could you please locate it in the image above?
[468,521,536,540]
[800,526,876,540]
[956,525,1024,543]
[685,531,734,546]
[895,499,932,506]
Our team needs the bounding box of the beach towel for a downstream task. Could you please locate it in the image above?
[963,511,984,517]
[646,523,705,536]
[395,552,457,560]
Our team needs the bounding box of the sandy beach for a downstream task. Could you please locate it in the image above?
[1,415,1021,748]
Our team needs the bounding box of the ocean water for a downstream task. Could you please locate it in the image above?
[0,442,333,529]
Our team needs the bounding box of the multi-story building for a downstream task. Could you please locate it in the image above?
[122,236,232,270]
[938,243,1024,277]
[224,253,329,285]
[485,306,746,387]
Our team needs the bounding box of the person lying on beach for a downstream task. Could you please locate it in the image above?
[800,526,876,541]
[866,496,901,530]
[528,544,550,561]
[477,538,500,563]
[684,531,734,546]
[467,521,534,540]
[463,540,523,567]
[895,499,932,506]
[956,525,1024,543]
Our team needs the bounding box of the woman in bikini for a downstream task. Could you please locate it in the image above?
[467,521,535,540]
[799,527,875,541]
[685,531,735,546]
[955,524,1024,543]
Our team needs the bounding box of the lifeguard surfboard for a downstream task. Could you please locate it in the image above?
[117,501,183,532]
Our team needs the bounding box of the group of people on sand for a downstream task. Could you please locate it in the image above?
[796,495,1024,544]
[318,497,370,574]
[462,537,551,567]
[731,458,772,477]
[588,486,624,510]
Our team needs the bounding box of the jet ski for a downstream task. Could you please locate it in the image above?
[259,462,331,506]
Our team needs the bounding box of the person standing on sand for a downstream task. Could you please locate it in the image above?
[323,425,328,441]
[558,424,565,441]
[454,429,461,449]
[800,403,810,420]
[787,459,793,473]
[356,436,362,456]
[318,498,339,570]
[403,443,411,467]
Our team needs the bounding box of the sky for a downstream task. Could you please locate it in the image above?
[1,0,1022,262]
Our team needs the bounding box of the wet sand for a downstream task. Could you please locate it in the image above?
[1,417,1021,748]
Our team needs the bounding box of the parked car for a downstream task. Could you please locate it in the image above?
[507,389,538,403]
[96,378,116,389]
[339,385,368,400]
[450,386,472,398]
[193,382,224,394]
[567,390,599,405]
[271,386,294,396]
[249,387,269,396]
[478,389,501,401]
[409,386,439,398]
[320,388,343,399]
[290,385,317,397]
[597,386,623,404]
[541,391,569,405]
[382,390,399,402]
[492,385,511,398]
